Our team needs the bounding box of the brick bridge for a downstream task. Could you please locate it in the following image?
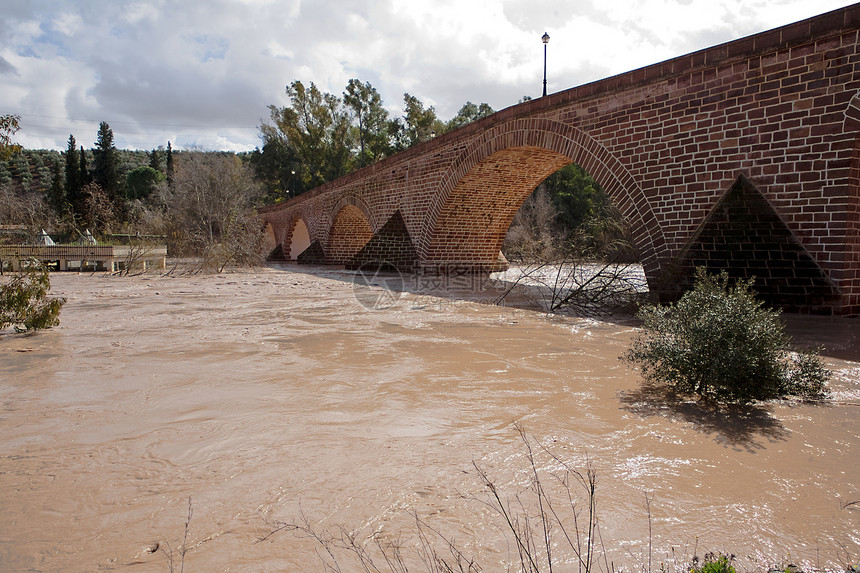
[260,5,860,315]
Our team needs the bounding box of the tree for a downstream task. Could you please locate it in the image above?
[622,268,830,404]
[445,101,494,131]
[166,141,175,190]
[48,159,67,216]
[81,182,116,233]
[504,185,562,262]
[263,80,353,190]
[64,135,82,216]
[544,163,609,234]
[79,146,90,187]
[249,138,301,203]
[0,114,22,160]
[0,261,65,332]
[126,166,165,200]
[29,152,51,193]
[0,183,53,233]
[167,152,264,269]
[149,147,161,172]
[343,79,393,167]
[401,93,443,147]
[92,121,120,202]
[7,152,32,191]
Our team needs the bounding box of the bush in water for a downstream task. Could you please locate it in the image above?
[622,268,829,404]
[0,260,65,332]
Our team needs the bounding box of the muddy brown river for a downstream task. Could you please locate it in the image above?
[1,266,858,572]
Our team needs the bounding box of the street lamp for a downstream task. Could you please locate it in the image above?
[542,32,550,97]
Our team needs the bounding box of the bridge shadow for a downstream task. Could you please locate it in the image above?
[617,384,790,453]
[780,314,860,363]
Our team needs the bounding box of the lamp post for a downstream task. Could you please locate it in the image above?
[542,32,550,97]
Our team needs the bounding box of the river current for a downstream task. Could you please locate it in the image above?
[1,267,858,571]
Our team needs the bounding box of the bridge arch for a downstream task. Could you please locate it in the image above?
[327,204,373,264]
[287,217,311,260]
[420,118,668,288]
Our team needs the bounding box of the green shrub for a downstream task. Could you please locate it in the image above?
[0,261,66,332]
[690,552,737,573]
[622,268,829,404]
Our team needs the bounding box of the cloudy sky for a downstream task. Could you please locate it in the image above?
[2,0,855,152]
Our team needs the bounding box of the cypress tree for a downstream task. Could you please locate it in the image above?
[48,159,67,216]
[166,141,175,190]
[64,135,80,213]
[79,146,89,186]
[92,121,119,201]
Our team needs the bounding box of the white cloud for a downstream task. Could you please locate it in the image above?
[51,12,84,37]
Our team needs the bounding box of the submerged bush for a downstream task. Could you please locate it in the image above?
[0,260,66,332]
[622,268,829,404]
[690,552,737,573]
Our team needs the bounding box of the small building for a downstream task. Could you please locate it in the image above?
[35,230,55,246]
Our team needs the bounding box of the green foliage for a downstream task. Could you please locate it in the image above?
[690,553,736,573]
[545,163,609,233]
[0,114,22,160]
[505,163,635,264]
[64,135,81,216]
[401,92,444,147]
[148,147,161,172]
[0,261,66,333]
[48,160,67,216]
[344,78,394,167]
[445,101,494,131]
[623,268,830,404]
[257,78,499,200]
[92,121,121,202]
[125,166,165,200]
[7,152,33,191]
[79,145,90,187]
[263,80,354,191]
[248,138,301,202]
[166,141,175,190]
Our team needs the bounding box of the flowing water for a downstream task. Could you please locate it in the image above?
[1,267,858,572]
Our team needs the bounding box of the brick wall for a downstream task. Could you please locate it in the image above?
[261,5,860,314]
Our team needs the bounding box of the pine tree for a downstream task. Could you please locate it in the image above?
[30,153,51,193]
[0,161,11,186]
[8,153,32,191]
[92,121,120,201]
